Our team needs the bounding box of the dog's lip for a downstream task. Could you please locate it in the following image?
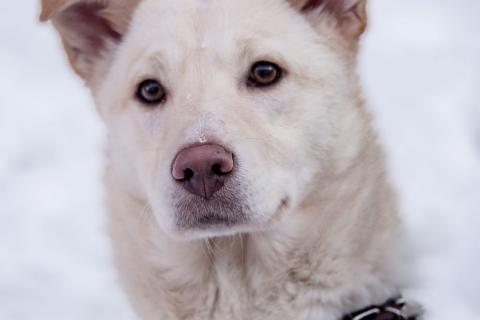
[196,213,234,226]
[190,202,243,227]
[179,211,244,231]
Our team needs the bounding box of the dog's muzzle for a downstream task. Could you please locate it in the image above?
[170,143,246,232]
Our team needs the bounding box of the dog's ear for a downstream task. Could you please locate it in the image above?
[288,0,367,43]
[40,0,140,82]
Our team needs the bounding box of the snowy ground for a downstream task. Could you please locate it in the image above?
[0,1,479,319]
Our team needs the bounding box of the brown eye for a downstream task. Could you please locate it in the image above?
[136,80,166,105]
[248,61,283,87]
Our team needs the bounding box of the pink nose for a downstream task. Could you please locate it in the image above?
[172,144,234,200]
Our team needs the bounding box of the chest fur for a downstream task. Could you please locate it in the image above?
[128,234,396,320]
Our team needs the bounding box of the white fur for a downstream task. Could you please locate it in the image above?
[44,0,409,319]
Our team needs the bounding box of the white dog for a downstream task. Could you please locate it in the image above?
[41,0,423,319]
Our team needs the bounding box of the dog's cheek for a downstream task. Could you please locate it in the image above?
[257,90,338,209]
[229,114,305,220]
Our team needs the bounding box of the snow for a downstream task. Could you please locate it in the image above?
[0,1,479,319]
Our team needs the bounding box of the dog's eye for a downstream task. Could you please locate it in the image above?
[136,80,166,105]
[248,61,283,88]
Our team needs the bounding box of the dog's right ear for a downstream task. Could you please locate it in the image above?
[288,0,367,46]
[40,0,140,82]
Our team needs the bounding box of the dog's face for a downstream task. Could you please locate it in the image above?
[42,0,368,239]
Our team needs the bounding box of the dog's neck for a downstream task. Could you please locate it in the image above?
[106,135,403,320]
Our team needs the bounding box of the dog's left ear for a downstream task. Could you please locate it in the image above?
[288,0,367,43]
[40,0,140,83]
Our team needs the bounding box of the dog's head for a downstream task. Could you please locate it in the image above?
[42,0,369,240]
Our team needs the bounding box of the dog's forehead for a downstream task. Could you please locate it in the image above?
[129,0,297,50]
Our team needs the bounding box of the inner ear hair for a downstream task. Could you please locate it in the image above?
[339,0,367,40]
[289,0,368,42]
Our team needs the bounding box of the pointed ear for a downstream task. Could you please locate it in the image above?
[288,0,367,42]
[40,0,140,82]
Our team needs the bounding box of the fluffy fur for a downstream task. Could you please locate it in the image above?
[42,0,408,319]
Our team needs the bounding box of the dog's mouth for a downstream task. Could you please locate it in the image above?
[169,185,291,239]
[172,188,248,233]
[196,213,235,226]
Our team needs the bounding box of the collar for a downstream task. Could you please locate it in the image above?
[342,297,424,320]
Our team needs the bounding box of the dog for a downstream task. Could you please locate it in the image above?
[41,0,423,319]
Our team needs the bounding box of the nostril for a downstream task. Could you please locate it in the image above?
[211,163,226,176]
[183,168,194,181]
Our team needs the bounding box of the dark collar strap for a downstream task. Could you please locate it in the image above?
[342,297,424,320]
